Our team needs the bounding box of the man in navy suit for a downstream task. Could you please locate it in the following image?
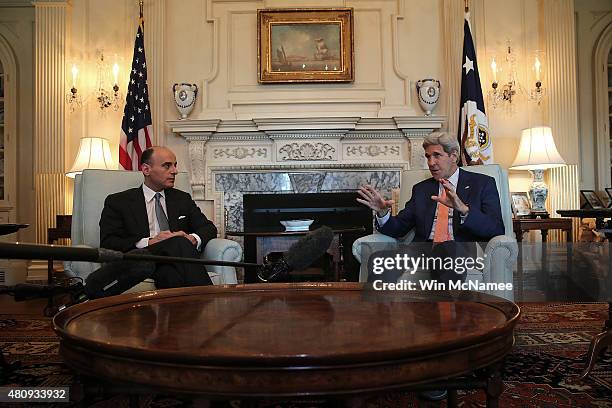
[357,132,504,283]
[89,146,217,295]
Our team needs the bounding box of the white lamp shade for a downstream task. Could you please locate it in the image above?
[66,137,115,178]
[510,126,566,170]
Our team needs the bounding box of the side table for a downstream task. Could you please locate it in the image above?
[512,217,573,299]
[47,215,72,284]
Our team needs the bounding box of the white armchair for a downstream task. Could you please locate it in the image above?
[65,169,242,291]
[352,164,518,300]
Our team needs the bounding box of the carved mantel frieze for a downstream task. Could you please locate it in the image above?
[169,116,445,229]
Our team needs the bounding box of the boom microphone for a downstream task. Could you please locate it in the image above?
[257,226,334,282]
[0,242,258,268]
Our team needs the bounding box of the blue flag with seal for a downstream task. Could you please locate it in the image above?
[458,12,492,166]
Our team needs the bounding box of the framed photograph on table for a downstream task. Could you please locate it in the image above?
[604,188,612,208]
[257,8,354,83]
[511,192,531,217]
[580,190,605,209]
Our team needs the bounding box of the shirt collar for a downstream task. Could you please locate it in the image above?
[142,184,165,203]
[448,167,460,187]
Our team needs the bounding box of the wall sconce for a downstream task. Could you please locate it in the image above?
[66,137,115,178]
[487,42,546,113]
[66,64,83,113]
[66,52,122,113]
[94,53,122,112]
[487,42,523,113]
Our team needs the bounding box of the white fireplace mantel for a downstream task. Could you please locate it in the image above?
[168,116,445,231]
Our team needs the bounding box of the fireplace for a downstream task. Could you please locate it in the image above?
[238,192,373,282]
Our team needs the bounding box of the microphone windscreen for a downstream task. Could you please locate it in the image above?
[284,226,334,271]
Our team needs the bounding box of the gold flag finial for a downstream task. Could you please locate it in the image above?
[139,0,143,15]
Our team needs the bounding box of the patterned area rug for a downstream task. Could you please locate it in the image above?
[1,302,611,407]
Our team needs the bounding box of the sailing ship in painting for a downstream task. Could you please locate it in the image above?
[271,24,341,72]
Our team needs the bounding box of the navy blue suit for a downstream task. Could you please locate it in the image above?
[379,168,505,242]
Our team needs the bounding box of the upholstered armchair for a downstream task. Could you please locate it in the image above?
[64,169,242,292]
[352,164,518,300]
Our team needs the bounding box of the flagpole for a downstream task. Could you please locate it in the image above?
[139,0,143,16]
[464,0,469,13]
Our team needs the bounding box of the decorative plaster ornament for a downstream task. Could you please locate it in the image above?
[173,83,198,119]
[416,79,441,116]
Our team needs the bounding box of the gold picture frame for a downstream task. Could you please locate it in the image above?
[257,8,354,83]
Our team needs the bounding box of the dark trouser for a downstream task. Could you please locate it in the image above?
[147,236,213,288]
[85,236,212,299]
[429,241,475,285]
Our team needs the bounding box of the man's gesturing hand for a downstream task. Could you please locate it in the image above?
[357,185,394,217]
[431,179,469,215]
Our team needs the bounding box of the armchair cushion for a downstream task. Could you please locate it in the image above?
[65,169,241,290]
[353,164,517,300]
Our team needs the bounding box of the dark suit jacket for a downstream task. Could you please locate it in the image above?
[379,168,505,242]
[99,186,217,253]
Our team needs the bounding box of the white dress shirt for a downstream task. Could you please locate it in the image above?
[135,184,202,250]
[377,168,466,239]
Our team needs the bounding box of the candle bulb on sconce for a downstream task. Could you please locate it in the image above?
[530,53,545,105]
[66,64,83,112]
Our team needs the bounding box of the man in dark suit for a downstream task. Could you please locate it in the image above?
[358,132,504,283]
[89,146,217,295]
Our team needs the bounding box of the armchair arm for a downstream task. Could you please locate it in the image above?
[482,235,518,300]
[352,232,401,264]
[202,238,242,285]
[63,245,101,280]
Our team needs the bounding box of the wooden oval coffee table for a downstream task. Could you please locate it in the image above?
[54,283,519,406]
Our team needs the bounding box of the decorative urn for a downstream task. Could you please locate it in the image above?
[173,83,198,119]
[416,79,441,116]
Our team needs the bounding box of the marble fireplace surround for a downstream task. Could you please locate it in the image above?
[168,116,445,235]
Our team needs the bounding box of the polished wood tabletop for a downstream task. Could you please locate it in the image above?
[54,283,519,399]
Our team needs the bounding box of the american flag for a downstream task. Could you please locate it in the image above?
[458,12,492,166]
[119,12,152,170]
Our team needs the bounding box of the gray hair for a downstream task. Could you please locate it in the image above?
[422,132,460,163]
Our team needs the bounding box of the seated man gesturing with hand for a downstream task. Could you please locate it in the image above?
[357,132,505,284]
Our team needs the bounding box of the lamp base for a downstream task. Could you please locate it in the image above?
[529,169,549,214]
[525,210,549,219]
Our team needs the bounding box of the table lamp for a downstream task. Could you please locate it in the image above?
[66,137,115,178]
[510,126,565,216]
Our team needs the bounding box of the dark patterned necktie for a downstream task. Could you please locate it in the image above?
[154,192,170,231]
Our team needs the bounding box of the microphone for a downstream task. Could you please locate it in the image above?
[257,226,334,282]
[0,242,258,267]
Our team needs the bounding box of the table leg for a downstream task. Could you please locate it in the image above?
[243,236,258,283]
[516,232,524,299]
[485,362,503,408]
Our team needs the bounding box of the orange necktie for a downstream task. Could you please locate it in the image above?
[433,187,450,243]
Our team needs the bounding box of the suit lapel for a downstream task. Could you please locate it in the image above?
[132,187,150,236]
[454,169,473,230]
[165,188,179,231]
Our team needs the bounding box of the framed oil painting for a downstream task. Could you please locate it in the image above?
[257,8,354,83]
[511,192,531,217]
